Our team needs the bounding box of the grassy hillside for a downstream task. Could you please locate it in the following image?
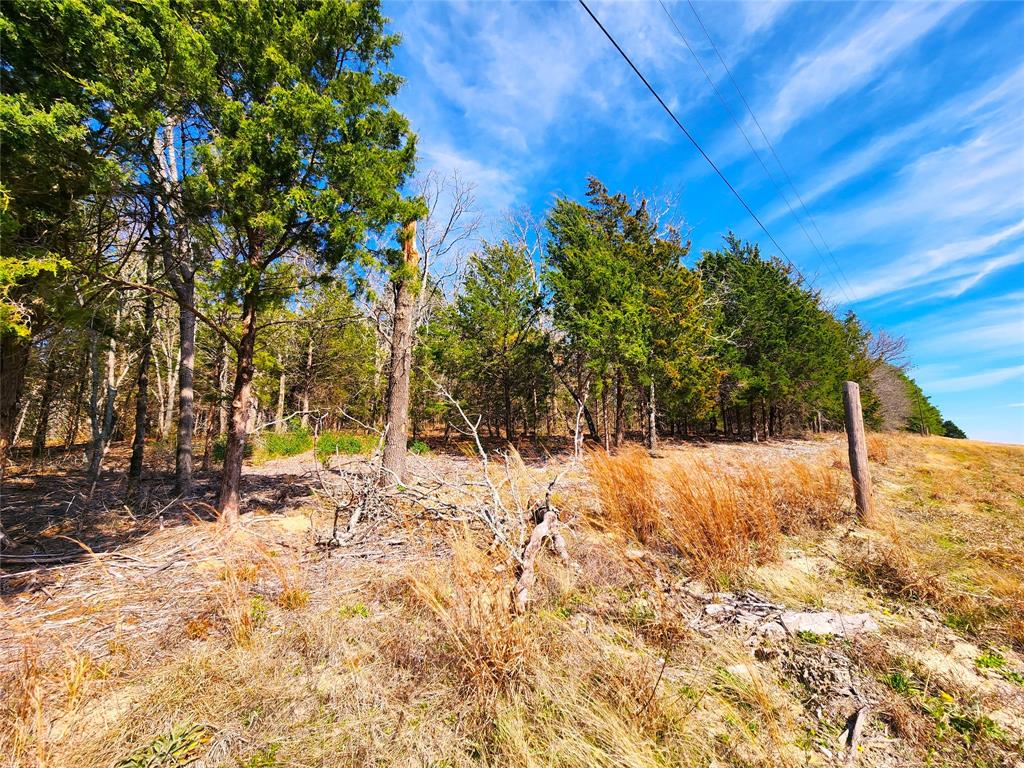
[2,434,1022,767]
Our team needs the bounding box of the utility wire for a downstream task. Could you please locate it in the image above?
[658,0,854,304]
[577,0,800,277]
[685,0,857,301]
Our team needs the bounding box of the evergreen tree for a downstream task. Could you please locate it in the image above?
[433,241,548,441]
[190,0,420,519]
[942,420,967,439]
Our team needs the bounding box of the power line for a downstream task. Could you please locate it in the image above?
[658,0,854,304]
[684,0,858,301]
[577,0,800,277]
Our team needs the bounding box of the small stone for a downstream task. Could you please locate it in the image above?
[780,610,879,637]
[725,663,754,680]
[624,548,645,561]
[758,620,787,640]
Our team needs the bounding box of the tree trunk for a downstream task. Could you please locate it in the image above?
[201,403,216,471]
[32,352,60,459]
[502,371,514,443]
[601,381,610,451]
[0,332,31,470]
[219,343,229,435]
[12,386,35,449]
[174,292,196,493]
[88,324,119,480]
[646,378,656,451]
[218,292,259,523]
[128,267,156,491]
[557,372,599,442]
[155,119,195,494]
[382,221,419,485]
[613,367,625,448]
[300,336,313,428]
[64,346,88,451]
[275,353,286,433]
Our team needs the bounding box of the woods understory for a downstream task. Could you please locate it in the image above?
[2,432,1022,768]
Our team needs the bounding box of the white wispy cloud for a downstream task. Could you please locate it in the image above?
[390,0,793,221]
[757,2,963,142]
[842,220,1024,303]
[924,364,1024,394]
[762,63,1024,223]
[924,251,1024,301]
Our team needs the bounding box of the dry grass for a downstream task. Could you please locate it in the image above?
[862,433,1024,647]
[2,520,816,768]
[5,433,1023,767]
[588,446,849,581]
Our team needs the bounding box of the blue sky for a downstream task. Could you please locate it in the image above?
[384,0,1024,444]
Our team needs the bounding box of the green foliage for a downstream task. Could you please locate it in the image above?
[545,178,714,437]
[976,649,1024,684]
[213,434,253,463]
[315,431,375,464]
[194,0,420,282]
[409,439,430,455]
[698,233,868,434]
[796,629,831,645]
[115,723,210,768]
[0,0,170,335]
[942,420,967,439]
[253,427,313,464]
[249,595,269,627]
[899,370,946,436]
[431,239,549,440]
[976,649,1008,670]
[338,602,371,619]
[883,671,918,696]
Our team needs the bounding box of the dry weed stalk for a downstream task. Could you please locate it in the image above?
[409,534,535,702]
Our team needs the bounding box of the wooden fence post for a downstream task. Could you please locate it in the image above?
[842,381,873,518]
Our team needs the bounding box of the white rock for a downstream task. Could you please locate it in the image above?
[779,610,879,637]
[705,603,734,617]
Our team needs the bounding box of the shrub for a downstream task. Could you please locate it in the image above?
[212,434,253,463]
[315,431,375,464]
[253,428,312,464]
[409,439,430,455]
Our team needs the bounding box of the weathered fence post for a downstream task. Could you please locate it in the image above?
[842,381,873,518]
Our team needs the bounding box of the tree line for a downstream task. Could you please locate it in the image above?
[1,1,964,519]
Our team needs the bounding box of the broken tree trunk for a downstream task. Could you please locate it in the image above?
[515,505,570,611]
[382,220,419,486]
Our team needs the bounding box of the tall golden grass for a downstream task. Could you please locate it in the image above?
[589,447,848,580]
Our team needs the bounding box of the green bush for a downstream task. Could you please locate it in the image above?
[315,431,375,464]
[409,439,430,455]
[254,427,312,463]
[212,427,312,465]
[212,434,253,463]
